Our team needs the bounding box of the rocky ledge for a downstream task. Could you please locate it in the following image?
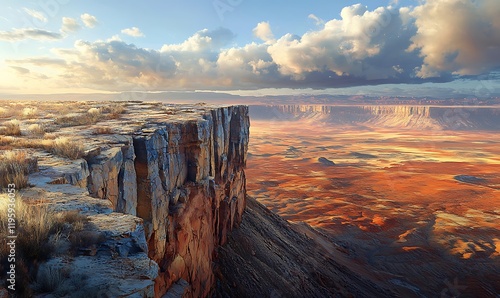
[0,102,249,297]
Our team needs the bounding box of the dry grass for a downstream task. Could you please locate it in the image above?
[0,197,96,296]
[93,127,114,134]
[0,136,84,160]
[51,137,85,159]
[54,112,100,127]
[1,119,21,136]
[0,150,38,188]
[102,103,126,119]
[22,107,38,119]
[0,106,18,119]
[27,123,46,136]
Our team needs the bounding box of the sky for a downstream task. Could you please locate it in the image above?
[0,0,499,99]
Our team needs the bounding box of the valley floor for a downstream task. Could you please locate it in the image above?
[246,118,500,297]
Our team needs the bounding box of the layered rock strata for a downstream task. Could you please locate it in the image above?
[12,103,249,297]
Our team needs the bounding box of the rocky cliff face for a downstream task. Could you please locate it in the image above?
[250,104,500,130]
[129,106,249,296]
[13,102,249,297]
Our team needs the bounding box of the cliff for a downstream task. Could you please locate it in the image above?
[215,196,396,298]
[1,102,248,297]
[250,104,500,130]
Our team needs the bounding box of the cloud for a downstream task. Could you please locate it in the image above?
[9,66,30,75]
[308,14,324,26]
[121,27,144,37]
[6,2,500,93]
[8,57,66,66]
[0,28,62,41]
[253,22,274,42]
[267,5,419,82]
[61,17,81,33]
[23,8,47,23]
[81,13,98,28]
[409,0,500,78]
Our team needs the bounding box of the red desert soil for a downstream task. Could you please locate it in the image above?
[246,119,500,297]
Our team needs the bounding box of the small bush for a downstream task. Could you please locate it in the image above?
[43,132,58,140]
[1,119,21,136]
[93,127,114,134]
[27,123,46,136]
[0,198,96,296]
[55,112,99,127]
[87,107,101,116]
[102,103,126,119]
[51,137,85,159]
[22,107,38,118]
[0,150,37,188]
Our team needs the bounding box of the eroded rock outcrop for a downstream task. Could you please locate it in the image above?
[8,102,249,297]
[130,106,249,296]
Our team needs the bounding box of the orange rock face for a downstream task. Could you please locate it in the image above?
[131,105,249,297]
[246,105,500,296]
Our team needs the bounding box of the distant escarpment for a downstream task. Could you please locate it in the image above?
[250,105,500,130]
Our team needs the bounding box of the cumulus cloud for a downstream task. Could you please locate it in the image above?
[6,2,500,92]
[61,17,81,33]
[267,4,418,82]
[0,28,62,41]
[253,22,274,42]
[23,8,47,23]
[409,0,500,78]
[121,27,144,37]
[81,13,98,28]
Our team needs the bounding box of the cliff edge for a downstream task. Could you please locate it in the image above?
[0,102,248,297]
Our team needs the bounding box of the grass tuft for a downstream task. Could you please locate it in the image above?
[27,123,46,136]
[22,107,38,118]
[51,137,85,159]
[0,150,37,188]
[1,119,22,136]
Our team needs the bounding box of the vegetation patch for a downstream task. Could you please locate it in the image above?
[0,150,38,188]
[0,199,104,296]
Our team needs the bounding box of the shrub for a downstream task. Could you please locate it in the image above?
[22,107,38,118]
[1,119,21,136]
[87,107,101,116]
[0,150,37,188]
[93,127,114,134]
[27,123,46,136]
[102,103,126,119]
[55,112,99,127]
[51,137,85,159]
[0,198,96,296]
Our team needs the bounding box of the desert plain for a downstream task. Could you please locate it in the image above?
[246,105,500,297]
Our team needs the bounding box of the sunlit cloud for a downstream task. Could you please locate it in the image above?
[408,0,500,78]
[253,21,275,43]
[121,27,144,37]
[81,13,98,28]
[61,17,81,33]
[3,1,500,94]
[308,14,324,26]
[23,8,47,23]
[0,28,62,41]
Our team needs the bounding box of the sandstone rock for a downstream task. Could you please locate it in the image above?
[13,103,249,298]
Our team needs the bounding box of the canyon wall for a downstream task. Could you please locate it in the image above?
[250,105,500,130]
[18,103,249,297]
